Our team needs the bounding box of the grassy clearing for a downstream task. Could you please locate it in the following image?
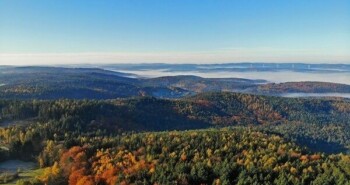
[0,172,18,184]
[0,168,43,185]
[0,160,41,185]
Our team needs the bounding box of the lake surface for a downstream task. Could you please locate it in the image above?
[0,160,36,172]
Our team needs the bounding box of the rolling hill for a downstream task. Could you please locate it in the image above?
[1,67,350,100]
[1,92,349,154]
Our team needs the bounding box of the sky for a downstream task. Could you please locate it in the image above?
[0,0,349,65]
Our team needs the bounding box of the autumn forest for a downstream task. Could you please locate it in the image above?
[0,67,349,185]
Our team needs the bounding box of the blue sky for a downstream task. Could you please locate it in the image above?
[0,0,349,64]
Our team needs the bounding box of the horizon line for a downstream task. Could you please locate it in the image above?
[1,51,350,65]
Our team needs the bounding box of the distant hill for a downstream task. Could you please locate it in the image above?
[101,62,350,73]
[143,75,262,93]
[254,81,350,94]
[0,66,350,100]
[0,67,192,99]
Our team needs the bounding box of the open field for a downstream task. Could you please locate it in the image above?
[0,160,40,184]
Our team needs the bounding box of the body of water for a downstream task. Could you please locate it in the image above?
[0,160,36,172]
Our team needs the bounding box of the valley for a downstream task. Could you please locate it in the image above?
[0,66,349,184]
[2,0,349,184]
[1,66,350,100]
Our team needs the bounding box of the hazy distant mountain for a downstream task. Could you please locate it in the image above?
[0,66,350,99]
[101,63,350,73]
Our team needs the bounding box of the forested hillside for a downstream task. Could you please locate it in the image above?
[1,92,349,156]
[37,129,350,185]
[255,82,350,94]
[1,67,350,184]
[0,92,350,184]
